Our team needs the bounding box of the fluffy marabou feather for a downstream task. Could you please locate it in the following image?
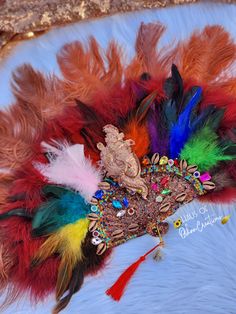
[32,218,89,300]
[170,86,202,158]
[0,218,59,305]
[125,22,176,80]
[0,244,14,288]
[180,25,236,83]
[0,64,71,177]
[36,143,101,202]
[12,65,69,119]
[32,188,90,237]
[57,38,123,105]
[180,126,235,171]
[5,157,47,212]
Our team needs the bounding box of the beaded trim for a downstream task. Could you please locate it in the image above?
[87,154,215,254]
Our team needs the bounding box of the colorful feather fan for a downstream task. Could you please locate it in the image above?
[0,22,235,314]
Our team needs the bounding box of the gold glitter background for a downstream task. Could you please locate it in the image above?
[0,0,235,62]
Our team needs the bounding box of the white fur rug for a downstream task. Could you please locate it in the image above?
[0,2,236,313]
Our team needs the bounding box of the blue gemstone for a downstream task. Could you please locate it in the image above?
[112,200,122,209]
[123,197,129,208]
[95,190,104,199]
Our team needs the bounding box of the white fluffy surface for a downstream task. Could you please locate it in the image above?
[0,1,236,313]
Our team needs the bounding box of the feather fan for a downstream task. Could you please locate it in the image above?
[0,22,236,314]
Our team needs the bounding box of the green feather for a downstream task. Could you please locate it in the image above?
[180,126,235,171]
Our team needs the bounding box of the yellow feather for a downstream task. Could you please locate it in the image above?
[57,218,89,260]
[32,218,89,267]
[32,218,90,300]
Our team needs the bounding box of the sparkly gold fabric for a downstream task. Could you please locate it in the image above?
[0,0,235,60]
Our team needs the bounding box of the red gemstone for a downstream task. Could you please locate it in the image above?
[174,159,179,166]
[160,176,169,186]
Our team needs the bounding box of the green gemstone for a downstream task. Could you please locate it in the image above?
[161,189,171,195]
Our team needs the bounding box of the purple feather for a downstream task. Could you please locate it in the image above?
[130,81,147,102]
[148,103,169,156]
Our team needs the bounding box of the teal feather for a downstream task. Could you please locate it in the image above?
[32,191,90,237]
[42,184,73,198]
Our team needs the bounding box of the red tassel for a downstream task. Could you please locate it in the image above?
[106,242,163,301]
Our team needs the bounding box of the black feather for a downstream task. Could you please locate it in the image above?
[0,208,32,220]
[52,233,109,313]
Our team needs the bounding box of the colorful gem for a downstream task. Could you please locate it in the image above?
[161,189,171,195]
[95,190,104,199]
[127,208,135,216]
[91,205,98,212]
[155,195,163,203]
[116,210,126,218]
[160,176,169,186]
[151,183,159,191]
[92,230,100,237]
[112,200,122,209]
[193,171,200,178]
[123,197,129,207]
[159,156,168,165]
[199,172,212,182]
[185,175,191,180]
[174,159,179,166]
[168,159,174,166]
[142,156,151,166]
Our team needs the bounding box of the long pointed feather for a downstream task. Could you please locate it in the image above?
[135,90,158,123]
[0,208,32,220]
[170,86,202,158]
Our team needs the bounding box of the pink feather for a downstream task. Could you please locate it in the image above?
[35,142,102,201]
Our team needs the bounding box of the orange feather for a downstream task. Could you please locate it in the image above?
[124,120,149,158]
[180,25,236,83]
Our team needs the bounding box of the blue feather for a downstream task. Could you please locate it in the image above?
[169,86,202,159]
